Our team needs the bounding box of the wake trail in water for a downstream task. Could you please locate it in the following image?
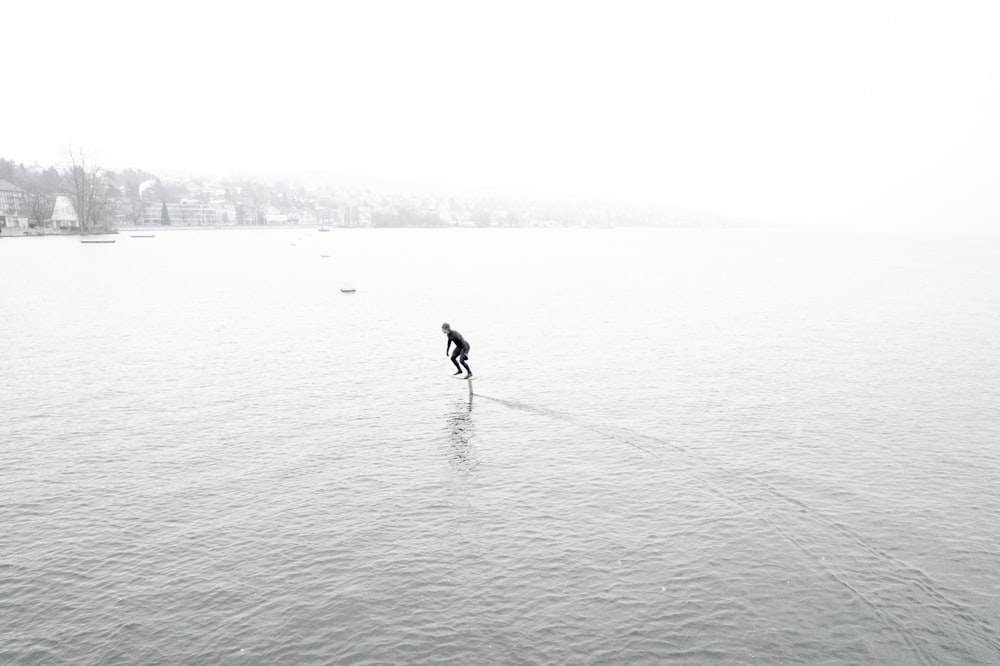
[474,394,664,459]
[474,392,1000,664]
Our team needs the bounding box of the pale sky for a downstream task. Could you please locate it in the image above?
[3,0,999,229]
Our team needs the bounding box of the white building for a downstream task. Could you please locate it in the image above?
[141,202,218,226]
[50,195,79,229]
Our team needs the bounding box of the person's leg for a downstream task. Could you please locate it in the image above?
[460,345,472,377]
[450,348,463,374]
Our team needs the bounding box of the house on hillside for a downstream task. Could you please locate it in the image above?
[0,179,27,229]
[50,195,79,229]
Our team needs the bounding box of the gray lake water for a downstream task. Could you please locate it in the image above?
[2,227,999,664]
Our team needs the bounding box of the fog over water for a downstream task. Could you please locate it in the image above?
[2,228,999,663]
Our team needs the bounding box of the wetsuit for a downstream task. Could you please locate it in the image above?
[446,329,472,376]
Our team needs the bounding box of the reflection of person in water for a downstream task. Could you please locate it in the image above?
[445,399,478,472]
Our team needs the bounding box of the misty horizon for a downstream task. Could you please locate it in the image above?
[4,1,998,232]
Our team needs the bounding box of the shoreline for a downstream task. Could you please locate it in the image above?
[1,228,119,238]
[4,223,741,236]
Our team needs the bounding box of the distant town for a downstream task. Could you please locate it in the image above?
[0,154,739,235]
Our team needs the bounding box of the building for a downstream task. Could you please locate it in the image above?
[0,179,26,229]
[264,210,289,225]
[141,202,218,226]
[50,195,79,229]
[211,201,239,226]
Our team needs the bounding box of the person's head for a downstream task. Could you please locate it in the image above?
[441,322,450,334]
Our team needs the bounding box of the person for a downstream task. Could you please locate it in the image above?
[442,323,472,378]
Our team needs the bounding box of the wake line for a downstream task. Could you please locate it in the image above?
[618,426,1000,659]
[474,391,1000,662]
[473,394,664,460]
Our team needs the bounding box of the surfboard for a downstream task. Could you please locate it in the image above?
[450,375,475,380]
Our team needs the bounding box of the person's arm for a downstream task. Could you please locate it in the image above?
[445,335,452,356]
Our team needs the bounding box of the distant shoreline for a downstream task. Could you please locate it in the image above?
[3,223,736,237]
[1,228,119,238]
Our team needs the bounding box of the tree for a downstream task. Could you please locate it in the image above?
[474,209,492,227]
[239,181,269,225]
[21,188,54,228]
[63,150,112,231]
[0,158,15,182]
[11,167,55,228]
[116,169,158,226]
[160,202,171,225]
[37,167,61,194]
[503,211,522,227]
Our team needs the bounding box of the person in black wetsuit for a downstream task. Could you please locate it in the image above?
[442,322,472,378]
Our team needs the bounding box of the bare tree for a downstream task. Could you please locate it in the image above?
[21,188,55,228]
[64,149,112,231]
[10,170,54,228]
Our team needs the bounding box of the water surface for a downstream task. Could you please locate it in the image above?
[2,228,999,663]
